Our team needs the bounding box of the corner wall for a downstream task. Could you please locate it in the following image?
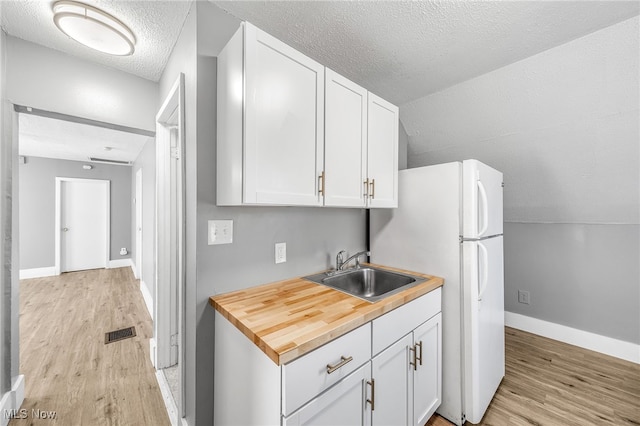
[400,17,640,352]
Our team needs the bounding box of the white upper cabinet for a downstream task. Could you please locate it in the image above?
[217,22,398,208]
[324,69,368,207]
[367,93,399,208]
[218,22,324,206]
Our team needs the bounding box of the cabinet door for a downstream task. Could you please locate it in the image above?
[284,363,371,426]
[372,334,412,426]
[324,68,368,207]
[244,23,325,205]
[367,93,398,208]
[413,313,442,426]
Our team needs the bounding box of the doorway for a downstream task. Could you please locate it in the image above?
[55,177,110,273]
[154,74,186,424]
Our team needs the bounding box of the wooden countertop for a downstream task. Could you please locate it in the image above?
[209,263,444,365]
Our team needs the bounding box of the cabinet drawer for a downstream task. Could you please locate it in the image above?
[282,323,371,416]
[372,288,441,356]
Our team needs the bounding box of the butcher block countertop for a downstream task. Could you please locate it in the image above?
[209,263,444,365]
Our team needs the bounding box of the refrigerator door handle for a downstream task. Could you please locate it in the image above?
[477,179,489,237]
[477,242,489,301]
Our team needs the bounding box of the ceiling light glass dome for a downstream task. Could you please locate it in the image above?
[53,1,136,56]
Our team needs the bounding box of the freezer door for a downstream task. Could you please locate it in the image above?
[462,236,505,424]
[462,160,503,239]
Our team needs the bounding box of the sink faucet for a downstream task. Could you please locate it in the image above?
[337,250,370,271]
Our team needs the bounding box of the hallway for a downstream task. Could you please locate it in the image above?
[12,267,169,425]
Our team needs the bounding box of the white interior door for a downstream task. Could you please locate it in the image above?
[59,178,109,273]
[135,169,142,280]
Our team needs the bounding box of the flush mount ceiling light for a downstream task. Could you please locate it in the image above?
[53,1,136,56]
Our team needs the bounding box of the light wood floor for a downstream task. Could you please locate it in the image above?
[427,327,640,426]
[13,267,169,425]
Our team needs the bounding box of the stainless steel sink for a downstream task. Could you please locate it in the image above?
[304,267,426,303]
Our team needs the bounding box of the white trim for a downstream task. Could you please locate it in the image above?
[55,177,110,274]
[0,375,25,426]
[107,258,133,269]
[140,280,153,318]
[19,267,56,279]
[150,338,157,367]
[155,370,187,426]
[505,312,640,364]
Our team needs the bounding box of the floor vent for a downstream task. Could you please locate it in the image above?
[105,326,137,344]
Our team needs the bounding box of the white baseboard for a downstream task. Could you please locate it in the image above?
[155,370,183,426]
[505,312,640,364]
[108,258,133,269]
[140,280,153,318]
[19,267,56,279]
[0,375,25,426]
[150,338,157,367]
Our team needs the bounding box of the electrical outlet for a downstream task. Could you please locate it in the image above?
[518,290,530,305]
[275,242,286,264]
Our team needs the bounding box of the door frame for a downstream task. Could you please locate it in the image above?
[54,177,110,275]
[153,73,185,420]
[135,168,143,280]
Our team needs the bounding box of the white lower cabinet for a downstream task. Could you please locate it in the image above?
[284,363,372,426]
[413,313,442,426]
[372,334,413,426]
[371,313,442,426]
[214,289,441,425]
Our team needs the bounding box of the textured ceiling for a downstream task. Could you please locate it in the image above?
[1,0,192,82]
[213,1,640,105]
[19,114,151,164]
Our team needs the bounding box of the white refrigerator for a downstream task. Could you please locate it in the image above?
[370,159,505,425]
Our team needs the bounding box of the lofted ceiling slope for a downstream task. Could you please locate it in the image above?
[213,1,640,106]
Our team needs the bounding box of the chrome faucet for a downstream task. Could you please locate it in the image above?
[337,250,370,271]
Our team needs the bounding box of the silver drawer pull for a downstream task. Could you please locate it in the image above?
[326,355,353,374]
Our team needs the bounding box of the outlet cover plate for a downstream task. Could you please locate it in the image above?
[275,242,286,264]
[518,290,530,305]
[208,220,233,245]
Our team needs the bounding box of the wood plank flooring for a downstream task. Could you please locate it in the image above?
[427,327,640,426]
[12,268,169,425]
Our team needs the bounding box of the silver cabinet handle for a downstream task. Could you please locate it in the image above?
[62,227,69,232]
[409,344,417,370]
[366,378,375,411]
[326,355,353,374]
[416,341,423,366]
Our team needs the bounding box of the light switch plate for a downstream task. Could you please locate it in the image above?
[208,220,233,245]
[275,242,286,264]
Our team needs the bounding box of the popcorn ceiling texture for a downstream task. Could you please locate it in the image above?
[214,1,639,105]
[1,0,638,100]
[0,0,191,82]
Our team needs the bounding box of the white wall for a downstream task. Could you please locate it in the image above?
[131,140,155,305]
[400,17,639,345]
[0,22,24,422]
[5,37,158,132]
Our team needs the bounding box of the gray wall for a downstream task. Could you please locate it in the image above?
[5,37,158,132]
[158,3,369,424]
[132,139,155,294]
[400,17,639,344]
[19,156,132,269]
